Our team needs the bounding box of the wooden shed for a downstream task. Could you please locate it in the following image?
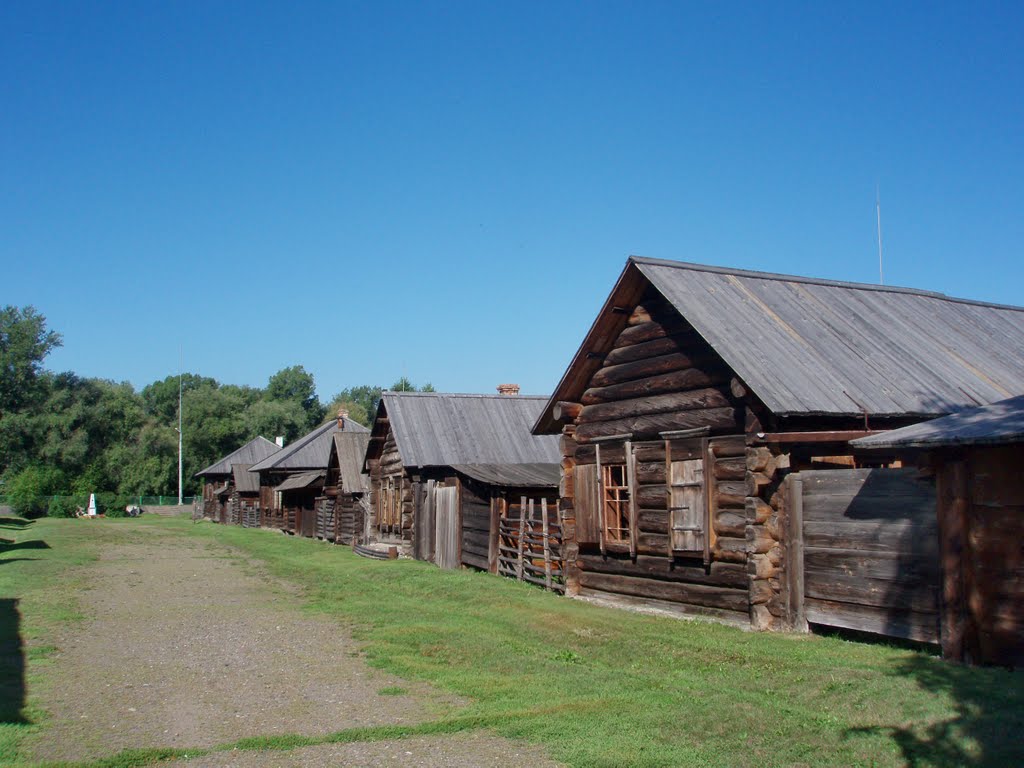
[852,395,1024,665]
[534,257,1024,639]
[194,436,280,524]
[318,431,371,545]
[362,390,561,581]
[248,412,368,536]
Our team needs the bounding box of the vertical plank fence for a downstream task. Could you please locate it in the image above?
[497,495,565,592]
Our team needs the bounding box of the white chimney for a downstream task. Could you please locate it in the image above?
[275,436,284,448]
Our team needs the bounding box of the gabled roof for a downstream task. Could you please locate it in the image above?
[249,417,368,473]
[231,464,260,493]
[331,432,370,494]
[535,258,1024,432]
[195,436,280,478]
[274,470,325,492]
[451,463,559,488]
[851,395,1024,449]
[373,392,561,469]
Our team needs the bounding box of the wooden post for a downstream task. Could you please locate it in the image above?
[596,443,606,556]
[488,495,500,574]
[516,495,528,581]
[786,474,807,632]
[702,437,713,566]
[542,498,553,590]
[625,440,637,559]
[664,439,673,558]
[937,458,970,662]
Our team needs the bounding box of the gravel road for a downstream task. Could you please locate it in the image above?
[24,524,560,766]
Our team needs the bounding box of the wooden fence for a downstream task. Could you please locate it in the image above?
[788,468,939,643]
[497,497,564,592]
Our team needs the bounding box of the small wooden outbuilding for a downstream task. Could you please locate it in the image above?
[248,413,368,536]
[852,395,1024,666]
[534,257,1024,639]
[194,436,280,524]
[363,390,561,581]
[317,431,371,545]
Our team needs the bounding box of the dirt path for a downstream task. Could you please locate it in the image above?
[25,524,559,766]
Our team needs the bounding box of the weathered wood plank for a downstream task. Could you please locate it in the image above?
[579,570,749,612]
[579,387,732,424]
[581,367,732,406]
[575,406,739,442]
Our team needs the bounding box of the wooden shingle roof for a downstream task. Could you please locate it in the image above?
[194,436,280,478]
[536,258,1024,432]
[375,392,560,470]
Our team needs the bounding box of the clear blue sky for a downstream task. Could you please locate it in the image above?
[2,2,1021,400]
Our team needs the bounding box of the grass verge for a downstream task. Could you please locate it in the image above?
[5,515,1024,767]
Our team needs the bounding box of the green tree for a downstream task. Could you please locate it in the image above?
[0,305,62,413]
[266,366,325,429]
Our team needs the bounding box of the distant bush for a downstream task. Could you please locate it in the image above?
[47,495,86,518]
[6,466,65,518]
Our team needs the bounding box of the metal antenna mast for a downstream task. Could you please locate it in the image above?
[876,185,884,285]
[177,346,183,506]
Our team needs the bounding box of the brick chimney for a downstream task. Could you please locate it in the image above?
[496,383,520,396]
[337,408,349,428]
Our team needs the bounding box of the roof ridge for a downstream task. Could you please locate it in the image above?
[629,256,1024,312]
[383,391,549,400]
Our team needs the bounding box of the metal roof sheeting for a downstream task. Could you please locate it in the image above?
[332,432,370,493]
[452,463,560,488]
[195,436,281,478]
[231,464,260,493]
[636,258,1024,418]
[274,470,325,492]
[249,417,368,473]
[851,395,1024,449]
[383,392,561,469]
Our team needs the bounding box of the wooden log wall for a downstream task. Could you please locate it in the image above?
[558,295,752,619]
[939,445,1024,666]
[368,425,414,550]
[460,481,491,571]
[336,494,361,545]
[571,297,743,444]
[745,445,790,630]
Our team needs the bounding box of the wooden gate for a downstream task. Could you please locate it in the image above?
[241,500,260,528]
[315,496,337,540]
[434,485,459,569]
[497,496,564,592]
[788,468,939,643]
[415,480,436,561]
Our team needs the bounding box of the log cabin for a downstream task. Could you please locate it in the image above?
[852,395,1024,665]
[318,431,371,545]
[533,257,1024,638]
[248,411,369,536]
[194,436,280,523]
[362,389,561,577]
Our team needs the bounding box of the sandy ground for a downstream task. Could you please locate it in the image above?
[24,525,560,766]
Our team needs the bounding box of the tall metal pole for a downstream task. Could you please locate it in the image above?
[876,185,884,285]
[178,346,183,505]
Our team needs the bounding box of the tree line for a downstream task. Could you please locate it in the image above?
[0,305,431,515]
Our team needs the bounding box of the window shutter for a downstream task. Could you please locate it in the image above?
[669,458,705,553]
[573,463,600,545]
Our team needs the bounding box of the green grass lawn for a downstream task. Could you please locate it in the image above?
[2,515,1022,767]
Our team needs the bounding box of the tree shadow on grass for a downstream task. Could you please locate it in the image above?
[0,518,34,529]
[0,598,27,724]
[0,540,50,554]
[847,653,1024,767]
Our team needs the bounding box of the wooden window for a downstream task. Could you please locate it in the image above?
[379,475,403,532]
[667,455,705,553]
[601,464,631,543]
